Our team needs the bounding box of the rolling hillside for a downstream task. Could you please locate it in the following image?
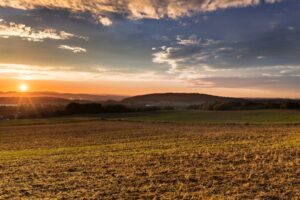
[122,93,240,106]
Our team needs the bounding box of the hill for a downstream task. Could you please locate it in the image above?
[122,93,239,106]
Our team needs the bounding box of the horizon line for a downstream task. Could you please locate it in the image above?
[0,90,299,100]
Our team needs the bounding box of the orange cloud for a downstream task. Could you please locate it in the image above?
[0,63,170,83]
[0,0,284,25]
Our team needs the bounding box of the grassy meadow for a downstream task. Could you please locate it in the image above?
[100,109,300,124]
[0,110,299,199]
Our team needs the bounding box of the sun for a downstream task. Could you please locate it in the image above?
[19,83,28,92]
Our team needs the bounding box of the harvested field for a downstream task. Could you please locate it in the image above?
[0,121,299,199]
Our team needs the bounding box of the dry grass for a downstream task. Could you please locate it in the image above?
[0,121,299,199]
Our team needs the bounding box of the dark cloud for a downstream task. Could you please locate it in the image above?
[153,28,300,71]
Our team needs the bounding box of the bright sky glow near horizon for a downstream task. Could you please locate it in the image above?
[0,0,300,98]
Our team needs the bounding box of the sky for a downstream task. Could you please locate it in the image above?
[0,0,299,98]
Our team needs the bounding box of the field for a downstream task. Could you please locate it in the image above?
[0,110,299,199]
[2,110,300,127]
[100,109,300,124]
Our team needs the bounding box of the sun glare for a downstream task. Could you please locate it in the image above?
[19,83,28,92]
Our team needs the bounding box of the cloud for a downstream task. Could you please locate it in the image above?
[97,16,113,26]
[0,63,73,80]
[0,0,285,24]
[0,63,169,82]
[0,19,87,42]
[153,29,300,72]
[153,32,300,91]
[58,45,87,53]
[190,76,300,91]
[178,65,300,96]
[176,35,200,46]
[153,36,221,72]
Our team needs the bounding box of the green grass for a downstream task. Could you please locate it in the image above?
[101,109,300,124]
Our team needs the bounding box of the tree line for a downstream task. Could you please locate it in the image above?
[1,100,300,120]
[188,100,300,111]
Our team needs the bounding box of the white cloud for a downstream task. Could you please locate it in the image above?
[257,56,265,59]
[58,45,87,53]
[176,35,200,46]
[97,16,113,26]
[0,19,87,42]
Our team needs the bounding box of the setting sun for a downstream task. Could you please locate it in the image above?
[19,83,28,92]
